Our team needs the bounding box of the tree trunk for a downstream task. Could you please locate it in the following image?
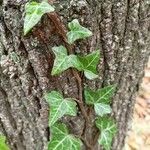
[0,0,149,150]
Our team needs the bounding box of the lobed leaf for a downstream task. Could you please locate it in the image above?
[77,50,100,80]
[84,85,115,116]
[48,123,82,150]
[51,46,80,75]
[84,85,116,105]
[0,135,10,150]
[95,117,117,150]
[51,46,100,80]
[24,1,55,35]
[44,91,77,126]
[67,19,92,44]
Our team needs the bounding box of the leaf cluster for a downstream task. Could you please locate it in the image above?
[24,1,117,150]
[84,86,117,149]
[51,46,100,80]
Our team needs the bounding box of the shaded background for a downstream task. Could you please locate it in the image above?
[125,58,150,150]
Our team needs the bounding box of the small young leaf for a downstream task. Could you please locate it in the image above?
[67,19,92,44]
[0,135,10,150]
[84,85,116,105]
[51,46,80,75]
[77,50,100,80]
[94,103,112,116]
[24,1,55,35]
[10,52,20,63]
[95,117,117,150]
[48,123,82,150]
[44,91,77,126]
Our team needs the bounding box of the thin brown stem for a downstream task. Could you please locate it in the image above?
[46,6,94,148]
[92,130,100,146]
[47,11,89,122]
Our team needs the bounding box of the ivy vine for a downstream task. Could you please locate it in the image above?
[24,1,117,150]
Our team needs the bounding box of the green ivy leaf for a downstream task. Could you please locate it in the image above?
[77,50,100,80]
[10,52,20,63]
[84,85,116,105]
[0,135,10,150]
[96,85,116,104]
[24,1,55,35]
[94,103,112,116]
[48,123,82,150]
[51,46,80,75]
[51,46,100,80]
[44,91,77,126]
[67,19,92,44]
[84,85,115,116]
[95,117,117,150]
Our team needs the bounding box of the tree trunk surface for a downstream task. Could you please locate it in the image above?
[0,0,149,150]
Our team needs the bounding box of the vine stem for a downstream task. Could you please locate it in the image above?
[47,2,94,149]
[47,12,89,123]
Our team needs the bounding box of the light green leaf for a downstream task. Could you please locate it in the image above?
[44,91,77,126]
[48,123,82,150]
[67,19,92,44]
[51,46,80,75]
[84,85,116,105]
[10,52,20,63]
[94,103,112,116]
[95,117,117,150]
[77,50,100,80]
[84,70,98,80]
[24,1,55,35]
[0,135,10,150]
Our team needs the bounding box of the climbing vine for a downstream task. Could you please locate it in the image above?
[24,1,117,150]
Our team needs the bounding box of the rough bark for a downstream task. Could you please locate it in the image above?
[0,0,150,150]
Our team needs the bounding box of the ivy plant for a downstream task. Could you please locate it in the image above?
[44,91,78,126]
[84,85,116,116]
[24,1,55,35]
[0,135,10,150]
[24,1,117,150]
[96,117,117,150]
[48,123,82,150]
[51,46,79,76]
[51,45,100,80]
[67,19,92,44]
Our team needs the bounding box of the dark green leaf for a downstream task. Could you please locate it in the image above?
[84,85,116,105]
[24,1,55,35]
[48,123,82,150]
[51,46,100,80]
[44,91,77,126]
[84,88,96,105]
[95,117,117,150]
[77,50,100,80]
[67,19,92,44]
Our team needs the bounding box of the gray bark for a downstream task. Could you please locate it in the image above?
[0,0,150,150]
